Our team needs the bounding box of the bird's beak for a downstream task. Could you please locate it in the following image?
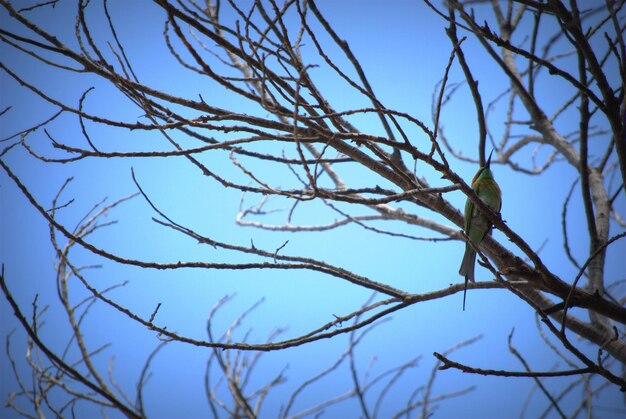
[486,150,493,168]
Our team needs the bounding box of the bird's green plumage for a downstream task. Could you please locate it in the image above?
[459,152,502,310]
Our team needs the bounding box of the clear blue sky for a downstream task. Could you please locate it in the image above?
[1,0,624,417]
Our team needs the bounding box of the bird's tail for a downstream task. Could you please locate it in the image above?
[459,243,476,311]
[458,243,476,282]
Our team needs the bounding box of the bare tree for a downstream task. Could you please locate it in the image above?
[1,0,625,417]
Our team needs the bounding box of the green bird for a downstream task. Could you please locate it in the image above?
[459,150,502,310]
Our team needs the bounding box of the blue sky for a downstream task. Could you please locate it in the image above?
[1,0,625,417]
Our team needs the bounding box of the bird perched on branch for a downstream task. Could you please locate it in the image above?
[459,150,502,311]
